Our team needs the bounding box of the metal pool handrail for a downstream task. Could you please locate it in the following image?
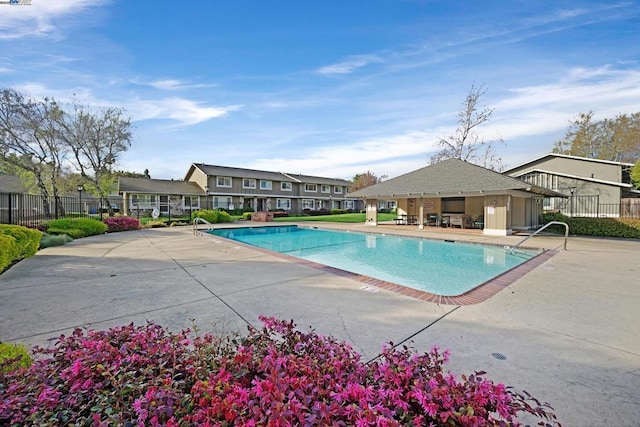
[193,217,214,235]
[509,221,569,254]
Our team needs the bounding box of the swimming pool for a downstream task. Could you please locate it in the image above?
[210,225,541,296]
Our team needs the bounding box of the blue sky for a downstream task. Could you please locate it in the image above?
[1,1,639,180]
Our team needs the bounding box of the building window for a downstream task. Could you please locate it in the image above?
[217,176,232,188]
[281,182,292,191]
[213,197,232,209]
[260,180,272,190]
[304,184,317,192]
[302,199,315,209]
[131,194,157,206]
[442,197,465,213]
[321,185,330,193]
[334,186,343,194]
[345,200,354,210]
[276,198,291,210]
[243,178,256,189]
[184,196,200,209]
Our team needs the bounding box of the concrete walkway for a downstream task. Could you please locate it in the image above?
[0,224,638,426]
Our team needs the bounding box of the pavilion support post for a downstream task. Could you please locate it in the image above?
[365,199,377,226]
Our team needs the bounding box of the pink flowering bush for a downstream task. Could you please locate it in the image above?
[0,317,560,426]
[102,216,141,232]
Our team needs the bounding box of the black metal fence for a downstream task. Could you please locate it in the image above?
[0,192,121,228]
[545,195,640,219]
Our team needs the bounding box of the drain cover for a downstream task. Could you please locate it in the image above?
[491,352,507,360]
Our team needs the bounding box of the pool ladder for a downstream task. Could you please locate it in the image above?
[509,221,569,254]
[193,217,214,235]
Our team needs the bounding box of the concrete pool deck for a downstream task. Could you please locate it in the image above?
[0,223,638,426]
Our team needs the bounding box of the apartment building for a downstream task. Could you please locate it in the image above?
[118,163,361,216]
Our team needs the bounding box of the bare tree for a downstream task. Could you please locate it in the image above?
[431,84,504,171]
[351,171,387,192]
[0,88,68,216]
[57,103,132,215]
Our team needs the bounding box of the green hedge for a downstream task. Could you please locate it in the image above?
[542,212,640,238]
[0,234,16,273]
[0,225,42,260]
[192,209,233,224]
[0,225,42,273]
[0,343,32,374]
[46,218,108,239]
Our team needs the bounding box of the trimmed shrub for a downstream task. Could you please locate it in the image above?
[0,234,17,273]
[543,212,640,238]
[0,225,42,260]
[46,218,108,239]
[102,216,141,232]
[0,343,32,374]
[308,209,331,216]
[192,209,233,224]
[144,220,167,228]
[330,208,347,215]
[39,233,74,249]
[0,317,559,426]
[242,212,253,220]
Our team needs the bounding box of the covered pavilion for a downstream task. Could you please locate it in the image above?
[349,158,566,235]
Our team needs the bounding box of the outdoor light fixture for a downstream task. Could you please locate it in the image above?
[77,185,84,215]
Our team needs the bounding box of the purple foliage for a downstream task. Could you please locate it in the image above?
[0,317,560,426]
[102,216,141,232]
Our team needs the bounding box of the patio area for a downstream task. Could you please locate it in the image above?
[0,224,638,426]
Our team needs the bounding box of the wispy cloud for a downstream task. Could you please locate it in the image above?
[316,54,383,75]
[132,78,217,91]
[12,82,243,126]
[0,0,110,40]
[496,66,640,117]
[131,98,243,126]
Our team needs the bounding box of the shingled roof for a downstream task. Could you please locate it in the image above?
[118,177,204,195]
[349,158,565,198]
[0,175,27,193]
[187,164,287,182]
[186,163,353,186]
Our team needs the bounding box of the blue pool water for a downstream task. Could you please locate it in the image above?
[210,226,540,296]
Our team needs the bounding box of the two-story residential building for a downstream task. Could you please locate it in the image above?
[183,164,359,213]
[118,163,361,216]
[504,153,639,217]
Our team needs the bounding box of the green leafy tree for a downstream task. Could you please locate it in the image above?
[431,84,505,171]
[553,111,640,162]
[631,160,640,189]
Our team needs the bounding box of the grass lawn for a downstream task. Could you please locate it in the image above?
[273,212,396,223]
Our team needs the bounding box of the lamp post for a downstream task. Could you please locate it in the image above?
[329,195,332,210]
[204,185,210,210]
[77,184,84,216]
[569,186,576,217]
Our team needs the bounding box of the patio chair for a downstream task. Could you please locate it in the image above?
[394,214,407,225]
[473,215,484,229]
[425,214,439,226]
[449,215,464,228]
